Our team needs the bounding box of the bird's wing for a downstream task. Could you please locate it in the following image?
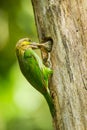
[24,48,48,91]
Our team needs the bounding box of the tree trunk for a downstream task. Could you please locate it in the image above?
[31,0,87,130]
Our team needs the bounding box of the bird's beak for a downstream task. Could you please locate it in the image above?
[29,42,42,49]
[30,40,52,52]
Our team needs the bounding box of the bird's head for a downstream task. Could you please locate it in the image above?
[16,38,38,56]
[16,38,36,50]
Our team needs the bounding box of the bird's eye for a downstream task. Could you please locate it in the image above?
[28,39,31,42]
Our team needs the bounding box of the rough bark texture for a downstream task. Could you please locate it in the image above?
[31,0,87,130]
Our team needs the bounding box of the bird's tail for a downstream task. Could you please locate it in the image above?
[44,92,55,118]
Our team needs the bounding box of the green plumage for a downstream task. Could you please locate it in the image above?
[16,38,55,117]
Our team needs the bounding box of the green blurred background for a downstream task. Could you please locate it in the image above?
[0,0,53,130]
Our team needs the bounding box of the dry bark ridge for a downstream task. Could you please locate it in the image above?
[31,0,87,130]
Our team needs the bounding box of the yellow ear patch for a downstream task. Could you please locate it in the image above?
[22,41,30,45]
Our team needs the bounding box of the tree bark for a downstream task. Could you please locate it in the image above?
[31,0,87,130]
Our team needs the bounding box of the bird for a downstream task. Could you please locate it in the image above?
[16,38,55,117]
